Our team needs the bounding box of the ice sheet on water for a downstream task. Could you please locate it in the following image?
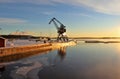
[10,62,42,79]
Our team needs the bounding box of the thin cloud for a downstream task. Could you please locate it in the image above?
[54,0,120,15]
[1,0,120,15]
[0,0,54,5]
[41,11,55,15]
[74,0,120,15]
[69,13,94,18]
[0,18,27,24]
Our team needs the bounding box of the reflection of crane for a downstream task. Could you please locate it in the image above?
[49,47,66,66]
[49,17,68,42]
[58,47,66,60]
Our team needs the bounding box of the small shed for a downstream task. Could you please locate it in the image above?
[0,37,6,47]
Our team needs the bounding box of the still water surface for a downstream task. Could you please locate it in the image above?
[1,43,120,79]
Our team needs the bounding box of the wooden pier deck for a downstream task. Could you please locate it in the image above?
[0,41,76,57]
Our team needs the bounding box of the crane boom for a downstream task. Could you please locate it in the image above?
[49,18,59,30]
[53,17,63,25]
[48,18,54,24]
[52,20,59,30]
[49,17,66,29]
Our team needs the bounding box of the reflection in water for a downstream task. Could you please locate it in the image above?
[3,43,120,79]
[0,65,5,73]
[0,48,52,63]
[57,47,66,61]
[0,47,66,79]
[0,64,5,77]
[49,47,67,66]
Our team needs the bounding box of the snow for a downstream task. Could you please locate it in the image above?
[6,39,44,47]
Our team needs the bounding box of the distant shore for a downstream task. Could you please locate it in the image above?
[1,34,120,39]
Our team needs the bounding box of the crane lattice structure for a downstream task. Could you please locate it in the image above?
[49,17,68,42]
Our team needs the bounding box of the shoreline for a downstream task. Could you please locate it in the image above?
[0,41,76,57]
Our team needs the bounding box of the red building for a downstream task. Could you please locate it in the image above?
[0,37,6,47]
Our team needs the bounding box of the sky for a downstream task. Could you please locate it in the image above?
[0,0,120,37]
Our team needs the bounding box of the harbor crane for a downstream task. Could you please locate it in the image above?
[49,17,68,42]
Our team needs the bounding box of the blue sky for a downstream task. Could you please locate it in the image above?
[0,0,120,37]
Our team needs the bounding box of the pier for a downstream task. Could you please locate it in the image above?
[0,41,76,57]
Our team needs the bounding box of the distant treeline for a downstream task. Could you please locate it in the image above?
[69,37,120,39]
[1,35,120,39]
[51,37,120,39]
[1,35,49,39]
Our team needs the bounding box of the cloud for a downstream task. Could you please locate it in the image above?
[68,13,94,18]
[53,0,120,15]
[78,0,120,15]
[1,0,120,15]
[0,0,54,5]
[0,18,27,24]
[41,11,55,15]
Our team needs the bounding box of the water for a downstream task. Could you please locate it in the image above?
[1,42,120,79]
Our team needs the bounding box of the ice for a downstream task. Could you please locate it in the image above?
[16,62,42,76]
[10,62,42,79]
